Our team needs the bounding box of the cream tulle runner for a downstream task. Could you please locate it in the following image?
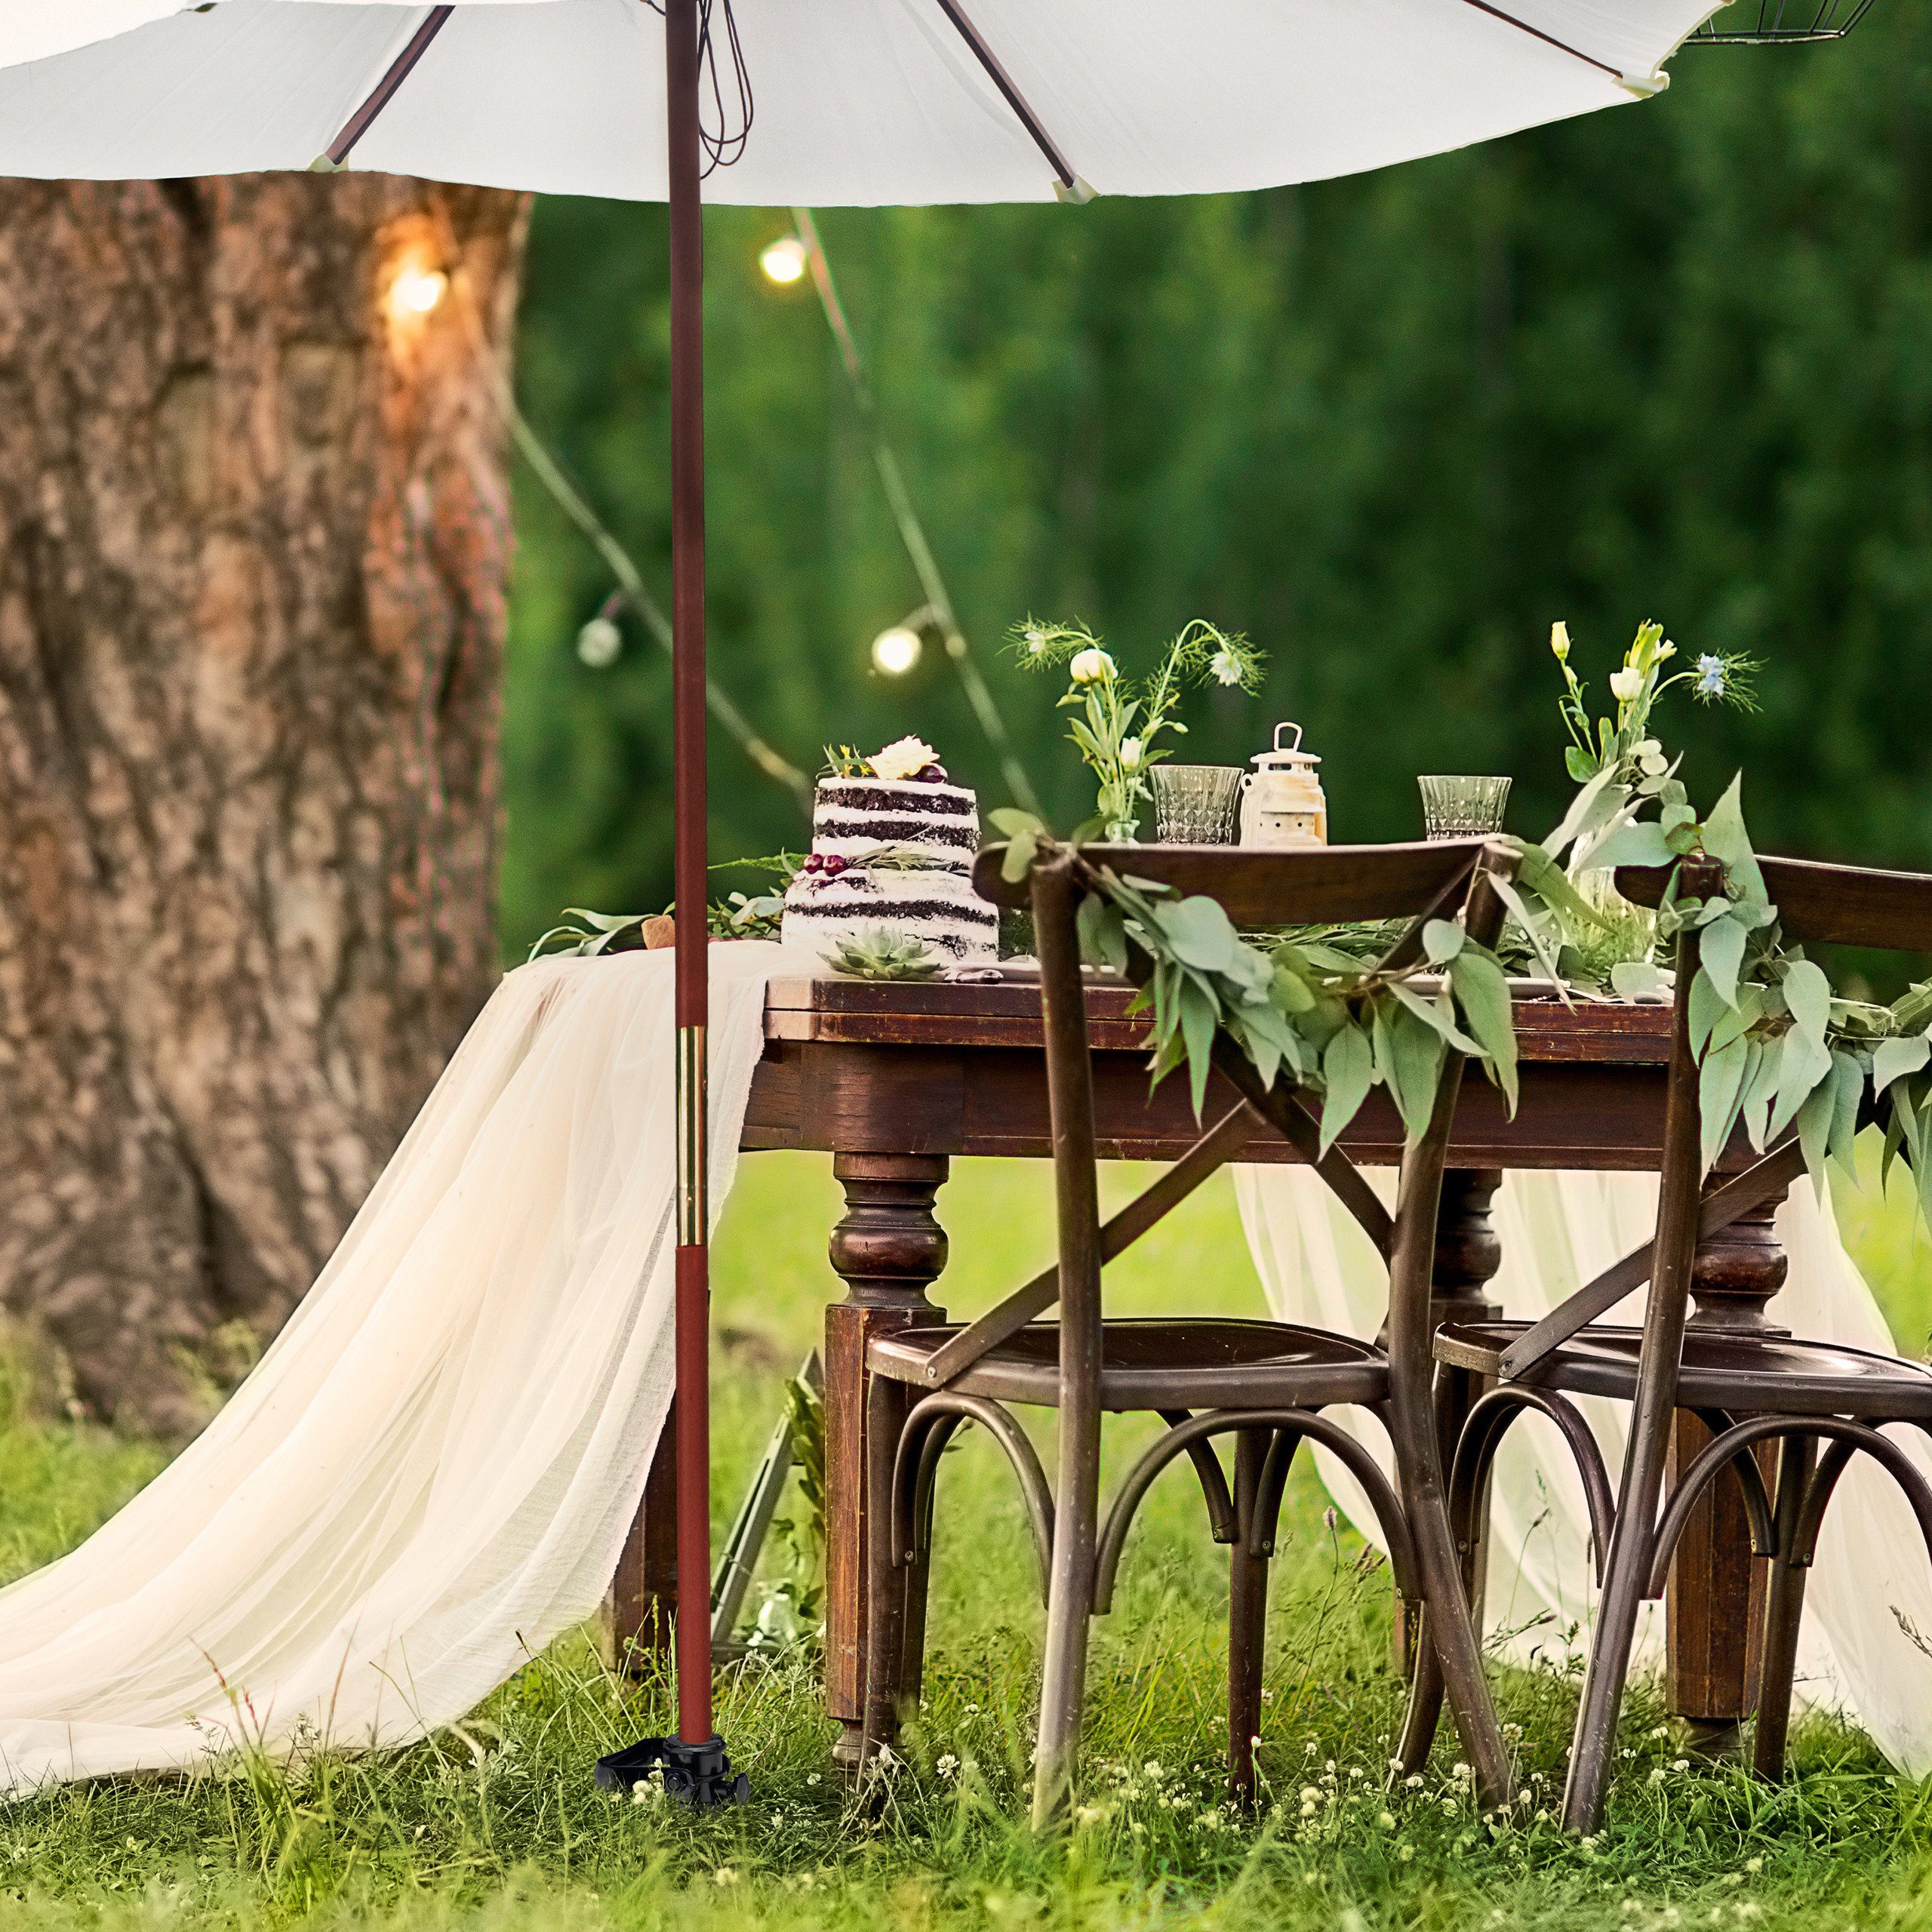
[1236,1165,1932,1774]
[10,937,1930,1795]
[0,943,789,1798]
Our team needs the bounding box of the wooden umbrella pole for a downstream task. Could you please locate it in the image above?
[590,0,744,1807]
[667,0,715,1757]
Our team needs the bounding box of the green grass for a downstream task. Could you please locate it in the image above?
[5,1155,1932,1930]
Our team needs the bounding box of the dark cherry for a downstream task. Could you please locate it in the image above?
[802,853,823,872]
[822,854,849,876]
[913,764,949,783]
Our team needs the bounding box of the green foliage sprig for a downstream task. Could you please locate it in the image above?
[528,854,800,958]
[1011,617,1264,841]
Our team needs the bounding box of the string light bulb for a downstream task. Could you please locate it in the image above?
[871,625,923,676]
[389,261,448,320]
[759,235,809,286]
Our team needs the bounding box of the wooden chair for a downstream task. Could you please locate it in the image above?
[859,836,1521,1823]
[1423,854,1932,1832]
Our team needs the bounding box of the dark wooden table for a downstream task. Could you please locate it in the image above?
[619,974,1794,1764]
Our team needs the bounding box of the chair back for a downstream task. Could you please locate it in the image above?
[982,837,1518,1427]
[1617,853,1932,954]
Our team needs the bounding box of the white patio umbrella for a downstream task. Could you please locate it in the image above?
[0,0,1717,1807]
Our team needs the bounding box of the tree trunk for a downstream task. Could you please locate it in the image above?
[0,176,529,1432]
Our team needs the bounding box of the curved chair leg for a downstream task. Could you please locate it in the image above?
[900,1411,966,1714]
[1752,1433,1816,1781]
[1229,1429,1274,1807]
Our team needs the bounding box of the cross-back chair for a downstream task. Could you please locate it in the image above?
[1421,853,1932,1832]
[858,835,1522,1823]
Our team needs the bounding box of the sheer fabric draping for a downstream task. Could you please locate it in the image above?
[0,942,789,1798]
[1235,1164,1932,1774]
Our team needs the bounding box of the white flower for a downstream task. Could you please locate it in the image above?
[1069,647,1115,685]
[937,1754,959,1780]
[712,1867,739,1887]
[1550,620,1572,663]
[1210,648,1243,686]
[577,616,622,668]
[869,735,937,782]
[1023,627,1047,655]
[1609,667,1644,703]
[1118,737,1145,773]
[1697,652,1727,696]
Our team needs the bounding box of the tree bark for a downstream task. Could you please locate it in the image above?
[0,176,529,1432]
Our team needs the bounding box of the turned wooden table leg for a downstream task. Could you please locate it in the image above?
[1668,1192,1790,1754]
[823,1152,949,1771]
[1394,1168,1505,1677]
[611,1407,681,1675]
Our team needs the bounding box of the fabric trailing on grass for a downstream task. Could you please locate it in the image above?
[1237,1164,1932,1777]
[0,942,790,1798]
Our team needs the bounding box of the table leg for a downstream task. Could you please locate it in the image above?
[611,1401,679,1675]
[823,1152,949,1771]
[1394,1168,1504,1677]
[1668,1193,1789,1752]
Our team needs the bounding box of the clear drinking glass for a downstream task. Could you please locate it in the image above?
[1150,763,1243,844]
[1418,774,1512,839]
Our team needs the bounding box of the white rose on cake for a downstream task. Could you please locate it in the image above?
[869,735,941,782]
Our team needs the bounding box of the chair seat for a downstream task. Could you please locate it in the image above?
[867,1316,1387,1412]
[1436,1319,1932,1420]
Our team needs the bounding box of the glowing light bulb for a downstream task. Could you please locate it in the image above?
[389,263,448,320]
[759,235,809,286]
[871,626,923,676]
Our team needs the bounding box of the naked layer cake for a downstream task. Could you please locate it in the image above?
[780,738,998,967]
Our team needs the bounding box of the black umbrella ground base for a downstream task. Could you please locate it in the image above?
[595,1734,750,1808]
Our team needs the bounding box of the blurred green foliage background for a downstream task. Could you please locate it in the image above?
[500,22,1932,958]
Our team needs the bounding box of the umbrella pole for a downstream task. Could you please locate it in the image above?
[594,0,746,1812]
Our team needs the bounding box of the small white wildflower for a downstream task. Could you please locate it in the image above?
[1378,1811,1396,1829]
[1672,1757,1690,1774]
[1405,1774,1424,1790]
[1069,647,1115,685]
[712,1869,739,1887]
[1210,648,1242,686]
[1745,1857,1763,1873]
[1023,628,1047,655]
[937,1754,959,1780]
[576,615,622,669]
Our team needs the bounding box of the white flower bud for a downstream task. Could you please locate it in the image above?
[1118,737,1144,772]
[577,616,622,668]
[1069,647,1115,685]
[1608,667,1644,703]
[1549,621,1571,663]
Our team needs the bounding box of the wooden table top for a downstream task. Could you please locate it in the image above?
[747,974,1683,1170]
[760,971,1675,1062]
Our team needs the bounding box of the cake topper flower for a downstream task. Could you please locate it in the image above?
[869,735,940,782]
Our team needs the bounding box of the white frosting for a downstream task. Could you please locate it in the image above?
[782,774,997,966]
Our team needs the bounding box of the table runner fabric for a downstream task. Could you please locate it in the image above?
[0,941,792,1798]
[1236,1164,1932,1776]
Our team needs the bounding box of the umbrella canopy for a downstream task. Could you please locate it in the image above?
[0,0,1715,1810]
[2,0,1709,203]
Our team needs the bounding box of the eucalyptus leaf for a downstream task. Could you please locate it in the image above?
[1386,1003,1447,1144]
[1389,978,1484,1057]
[1451,947,1519,1113]
[989,808,1044,838]
[999,827,1038,884]
[1699,915,1748,1009]
[1609,960,1668,1001]
[1873,1032,1932,1094]
[1700,774,1768,905]
[1782,958,1832,1051]
[1152,896,1240,974]
[1586,820,1675,871]
[1423,919,1465,967]
[1319,1024,1374,1155]
[1177,975,1217,1119]
[1698,1034,1749,1172]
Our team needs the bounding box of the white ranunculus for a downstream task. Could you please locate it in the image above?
[869,734,939,781]
[1069,647,1115,685]
[1118,737,1144,772]
[1608,667,1644,703]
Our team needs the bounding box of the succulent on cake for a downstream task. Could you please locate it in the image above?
[823,929,946,981]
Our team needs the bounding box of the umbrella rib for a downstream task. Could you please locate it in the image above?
[325,5,456,167]
[931,0,1092,201]
[1451,0,1626,82]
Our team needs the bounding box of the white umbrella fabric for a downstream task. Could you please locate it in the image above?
[1,0,1700,201]
[0,0,1715,1811]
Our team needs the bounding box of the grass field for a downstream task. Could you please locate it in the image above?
[5,1151,1932,1930]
